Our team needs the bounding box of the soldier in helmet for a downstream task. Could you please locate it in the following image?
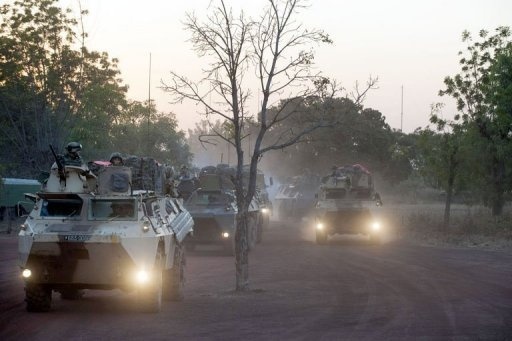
[62,142,84,166]
[109,152,124,166]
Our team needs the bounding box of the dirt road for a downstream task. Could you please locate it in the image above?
[1,220,511,340]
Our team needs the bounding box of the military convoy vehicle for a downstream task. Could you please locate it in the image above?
[18,147,193,313]
[274,174,320,220]
[313,164,383,244]
[184,164,262,255]
[244,166,273,237]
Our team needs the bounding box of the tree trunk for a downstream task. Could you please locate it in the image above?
[235,209,250,291]
[443,158,456,230]
[491,152,505,216]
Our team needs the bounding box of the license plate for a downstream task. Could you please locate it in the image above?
[62,235,91,242]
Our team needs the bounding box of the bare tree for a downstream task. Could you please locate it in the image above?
[161,0,374,290]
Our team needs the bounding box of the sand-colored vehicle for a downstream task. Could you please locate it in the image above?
[18,150,193,313]
[314,164,383,244]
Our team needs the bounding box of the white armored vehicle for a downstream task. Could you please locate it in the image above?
[314,164,384,244]
[18,146,193,312]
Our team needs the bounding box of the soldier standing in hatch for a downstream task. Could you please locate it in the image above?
[109,152,124,166]
[60,142,85,167]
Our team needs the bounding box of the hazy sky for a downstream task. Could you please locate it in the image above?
[61,0,512,133]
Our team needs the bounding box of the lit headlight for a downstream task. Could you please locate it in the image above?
[261,208,269,214]
[142,221,150,232]
[371,222,381,231]
[136,270,150,284]
[316,223,324,230]
[222,232,230,238]
[22,268,32,278]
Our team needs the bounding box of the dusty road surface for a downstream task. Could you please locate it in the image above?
[1,220,511,340]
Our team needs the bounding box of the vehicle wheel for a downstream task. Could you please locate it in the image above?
[163,242,185,301]
[248,217,257,250]
[137,251,163,313]
[256,217,263,244]
[316,230,328,245]
[25,283,52,312]
[60,289,84,300]
[223,237,236,256]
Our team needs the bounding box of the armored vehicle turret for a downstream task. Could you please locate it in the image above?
[18,149,193,313]
[313,164,384,244]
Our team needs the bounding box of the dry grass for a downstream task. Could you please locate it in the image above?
[386,203,512,252]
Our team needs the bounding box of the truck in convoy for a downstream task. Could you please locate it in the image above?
[274,173,320,221]
[184,164,262,255]
[0,178,40,233]
[18,149,193,312]
[313,164,384,244]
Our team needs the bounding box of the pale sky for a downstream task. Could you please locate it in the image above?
[61,0,512,133]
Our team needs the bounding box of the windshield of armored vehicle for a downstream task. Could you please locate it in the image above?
[325,188,347,199]
[88,198,137,220]
[40,197,82,218]
[187,191,231,207]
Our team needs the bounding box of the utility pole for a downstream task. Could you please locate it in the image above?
[147,53,152,155]
[400,85,404,132]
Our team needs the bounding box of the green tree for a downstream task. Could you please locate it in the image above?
[440,26,512,215]
[416,104,467,229]
[0,0,128,176]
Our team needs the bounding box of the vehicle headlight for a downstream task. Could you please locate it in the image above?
[316,223,324,230]
[371,222,381,231]
[136,270,150,284]
[22,268,32,278]
[222,232,230,238]
[261,208,269,214]
[142,221,150,232]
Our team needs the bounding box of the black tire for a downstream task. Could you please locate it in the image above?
[163,242,185,301]
[248,217,257,251]
[316,230,328,245]
[60,289,84,300]
[137,251,163,313]
[256,221,263,244]
[25,284,51,312]
[223,237,235,256]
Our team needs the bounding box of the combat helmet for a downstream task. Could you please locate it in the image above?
[109,152,124,166]
[66,142,82,153]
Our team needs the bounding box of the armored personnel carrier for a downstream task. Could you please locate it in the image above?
[18,150,193,313]
[314,164,383,244]
[241,166,273,240]
[184,164,261,255]
[274,173,320,220]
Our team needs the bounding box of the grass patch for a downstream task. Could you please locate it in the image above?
[394,204,512,251]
